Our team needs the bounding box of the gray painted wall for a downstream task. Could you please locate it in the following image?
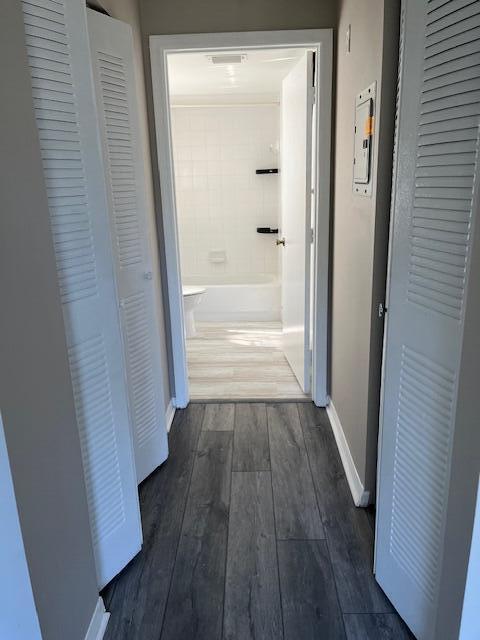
[332,0,399,494]
[0,2,99,638]
[140,0,337,35]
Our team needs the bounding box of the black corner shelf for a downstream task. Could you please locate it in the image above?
[256,227,279,234]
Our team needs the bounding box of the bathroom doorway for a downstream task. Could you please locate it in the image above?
[150,31,332,406]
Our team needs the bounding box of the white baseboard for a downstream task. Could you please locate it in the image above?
[326,401,370,507]
[84,598,109,640]
[165,399,176,433]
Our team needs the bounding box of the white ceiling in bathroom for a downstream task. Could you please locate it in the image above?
[167,48,308,104]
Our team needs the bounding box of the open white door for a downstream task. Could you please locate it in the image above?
[376,1,480,638]
[280,52,315,393]
[87,10,169,484]
[20,0,142,588]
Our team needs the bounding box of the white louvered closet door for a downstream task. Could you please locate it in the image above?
[376,1,480,638]
[20,0,142,588]
[87,10,169,484]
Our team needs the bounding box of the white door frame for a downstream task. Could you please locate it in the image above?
[150,29,332,408]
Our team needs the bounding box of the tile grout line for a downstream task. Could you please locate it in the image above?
[157,405,206,640]
[296,403,349,638]
[266,403,286,640]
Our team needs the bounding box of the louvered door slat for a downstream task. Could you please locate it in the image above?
[20,0,142,588]
[23,0,96,307]
[427,2,480,34]
[428,0,476,18]
[376,1,480,638]
[426,11,480,43]
[88,9,168,484]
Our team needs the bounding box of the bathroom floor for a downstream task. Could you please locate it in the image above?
[186,322,308,399]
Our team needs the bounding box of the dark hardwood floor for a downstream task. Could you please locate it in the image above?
[102,402,414,640]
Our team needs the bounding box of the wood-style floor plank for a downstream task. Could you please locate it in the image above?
[202,403,235,431]
[297,402,331,430]
[297,402,351,516]
[233,403,270,471]
[299,403,393,613]
[223,472,283,640]
[104,402,411,639]
[325,509,392,614]
[277,540,345,640]
[343,613,415,639]
[268,403,324,540]
[160,430,232,640]
[103,404,205,640]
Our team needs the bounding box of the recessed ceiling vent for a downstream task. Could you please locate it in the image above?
[208,54,247,65]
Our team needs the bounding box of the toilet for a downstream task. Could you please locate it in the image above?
[182,286,206,338]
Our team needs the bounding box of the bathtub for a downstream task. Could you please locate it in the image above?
[182,274,281,322]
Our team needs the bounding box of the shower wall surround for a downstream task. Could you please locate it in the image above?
[170,104,280,281]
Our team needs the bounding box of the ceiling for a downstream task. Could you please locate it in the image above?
[167,48,308,104]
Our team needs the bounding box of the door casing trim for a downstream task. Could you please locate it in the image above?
[149,29,333,407]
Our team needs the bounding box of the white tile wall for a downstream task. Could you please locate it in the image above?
[170,105,280,281]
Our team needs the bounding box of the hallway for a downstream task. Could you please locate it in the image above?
[102,402,413,639]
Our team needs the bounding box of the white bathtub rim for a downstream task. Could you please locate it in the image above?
[194,310,281,322]
[182,274,279,287]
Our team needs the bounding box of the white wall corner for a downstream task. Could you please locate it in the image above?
[84,597,110,640]
[166,400,176,433]
[326,402,370,507]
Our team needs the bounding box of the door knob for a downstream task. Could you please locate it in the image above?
[276,238,286,246]
[143,271,153,280]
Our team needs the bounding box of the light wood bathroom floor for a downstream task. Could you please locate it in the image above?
[186,322,308,400]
